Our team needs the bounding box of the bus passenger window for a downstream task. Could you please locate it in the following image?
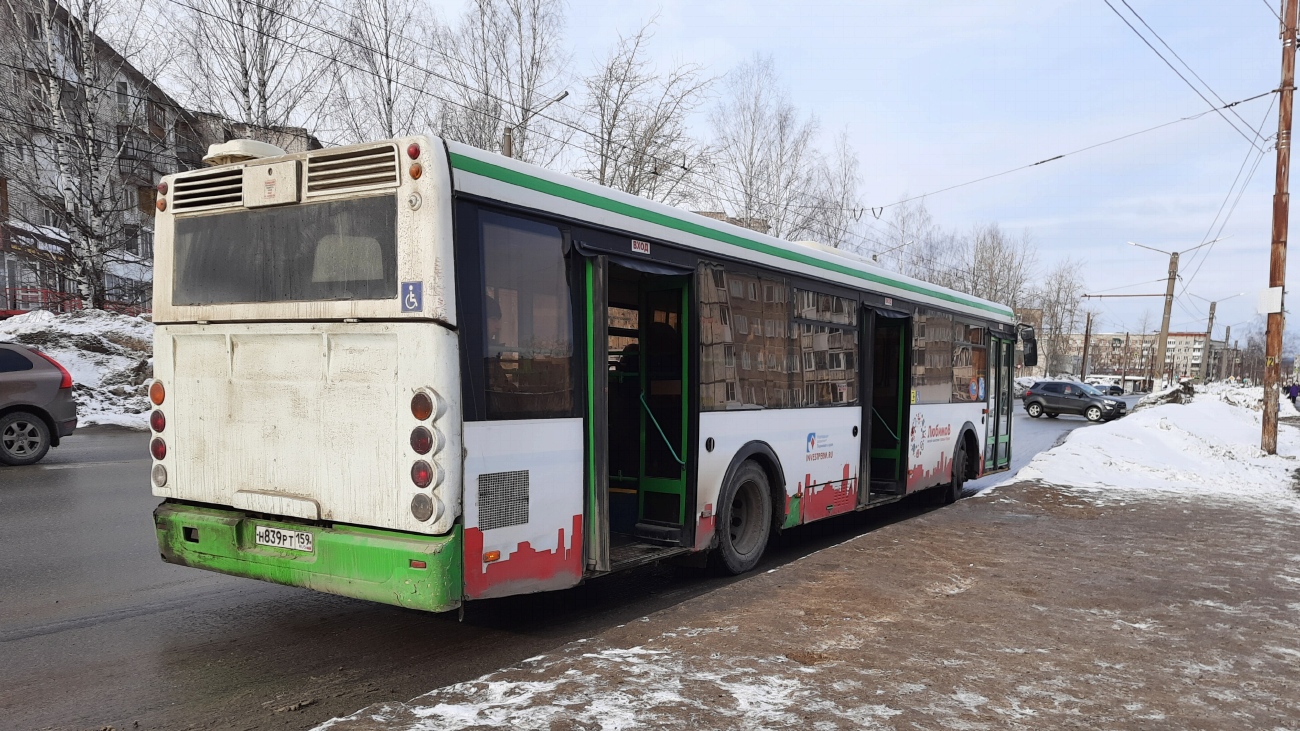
[480,211,573,419]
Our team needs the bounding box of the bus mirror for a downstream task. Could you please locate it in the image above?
[1021,327,1039,368]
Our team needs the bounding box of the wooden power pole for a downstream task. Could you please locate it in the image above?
[1080,312,1094,379]
[1265,0,1298,455]
[1202,301,1217,383]
[1121,332,1131,390]
[1155,252,1178,388]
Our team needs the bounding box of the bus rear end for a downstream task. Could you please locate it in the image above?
[149,138,465,612]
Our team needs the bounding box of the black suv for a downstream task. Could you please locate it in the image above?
[1021,380,1125,422]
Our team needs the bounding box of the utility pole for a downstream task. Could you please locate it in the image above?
[1121,332,1131,391]
[1202,301,1216,384]
[1156,252,1177,389]
[1223,326,1232,381]
[1080,312,1094,379]
[1127,238,1222,389]
[1264,0,1297,455]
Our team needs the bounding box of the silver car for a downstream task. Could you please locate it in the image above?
[0,342,78,465]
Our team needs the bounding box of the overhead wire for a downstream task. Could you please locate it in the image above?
[1118,0,1268,143]
[163,0,1277,224]
[1101,0,1264,151]
[1175,92,1277,299]
[846,91,1274,214]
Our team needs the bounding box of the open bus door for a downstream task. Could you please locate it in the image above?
[985,336,1014,471]
[584,252,694,575]
[865,307,911,500]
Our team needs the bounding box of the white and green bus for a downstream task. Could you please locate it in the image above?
[149,136,1029,611]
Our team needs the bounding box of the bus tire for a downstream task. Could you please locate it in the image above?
[937,440,967,505]
[710,461,772,575]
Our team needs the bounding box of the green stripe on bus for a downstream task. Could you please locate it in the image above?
[449,153,1014,318]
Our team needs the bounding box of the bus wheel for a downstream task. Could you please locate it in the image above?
[711,461,772,575]
[937,440,967,505]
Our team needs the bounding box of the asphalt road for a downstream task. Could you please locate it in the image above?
[0,402,1134,731]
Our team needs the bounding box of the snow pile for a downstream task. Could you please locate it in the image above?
[1199,382,1300,418]
[1000,387,1300,506]
[0,309,153,428]
[1134,381,1193,410]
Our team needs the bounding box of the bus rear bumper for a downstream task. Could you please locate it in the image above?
[154,501,462,613]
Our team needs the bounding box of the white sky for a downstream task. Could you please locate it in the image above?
[439,0,1287,340]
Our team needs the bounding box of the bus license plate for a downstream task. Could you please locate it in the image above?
[254,525,314,552]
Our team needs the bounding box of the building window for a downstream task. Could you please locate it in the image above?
[116,81,129,116]
[148,99,166,138]
[123,225,141,255]
[26,13,42,40]
[137,186,156,216]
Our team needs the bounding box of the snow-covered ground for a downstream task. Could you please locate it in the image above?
[0,309,153,429]
[991,384,1300,507]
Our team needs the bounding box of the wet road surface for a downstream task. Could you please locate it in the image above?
[0,406,1125,731]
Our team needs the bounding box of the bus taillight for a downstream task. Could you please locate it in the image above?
[150,438,167,461]
[150,381,165,405]
[411,427,432,454]
[150,410,166,432]
[406,143,420,159]
[411,460,433,488]
[411,392,433,421]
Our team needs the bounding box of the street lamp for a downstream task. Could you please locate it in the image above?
[501,90,570,159]
[872,239,914,263]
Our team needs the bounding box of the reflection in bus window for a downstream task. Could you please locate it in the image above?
[480,211,573,419]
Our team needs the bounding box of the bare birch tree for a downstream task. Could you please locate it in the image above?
[575,19,711,207]
[1033,259,1086,376]
[0,0,172,308]
[435,0,568,164]
[706,54,820,239]
[323,0,436,142]
[946,224,1037,309]
[171,0,330,130]
[876,199,961,285]
[805,129,863,249]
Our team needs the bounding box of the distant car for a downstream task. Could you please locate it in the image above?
[0,342,77,465]
[1021,380,1125,422]
[1095,384,1124,396]
[1013,377,1036,399]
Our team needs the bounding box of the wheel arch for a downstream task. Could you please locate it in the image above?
[0,404,60,447]
[718,441,787,534]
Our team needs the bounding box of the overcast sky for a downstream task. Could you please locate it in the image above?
[443,0,1284,340]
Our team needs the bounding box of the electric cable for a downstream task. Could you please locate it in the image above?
[1101,0,1264,150]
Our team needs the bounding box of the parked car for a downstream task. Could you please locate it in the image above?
[0,342,77,465]
[1021,380,1125,422]
[1095,384,1124,396]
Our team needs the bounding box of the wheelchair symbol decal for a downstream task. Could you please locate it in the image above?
[401,282,423,312]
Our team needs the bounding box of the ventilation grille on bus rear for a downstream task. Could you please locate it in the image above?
[477,470,530,531]
[171,168,243,212]
[306,144,400,196]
